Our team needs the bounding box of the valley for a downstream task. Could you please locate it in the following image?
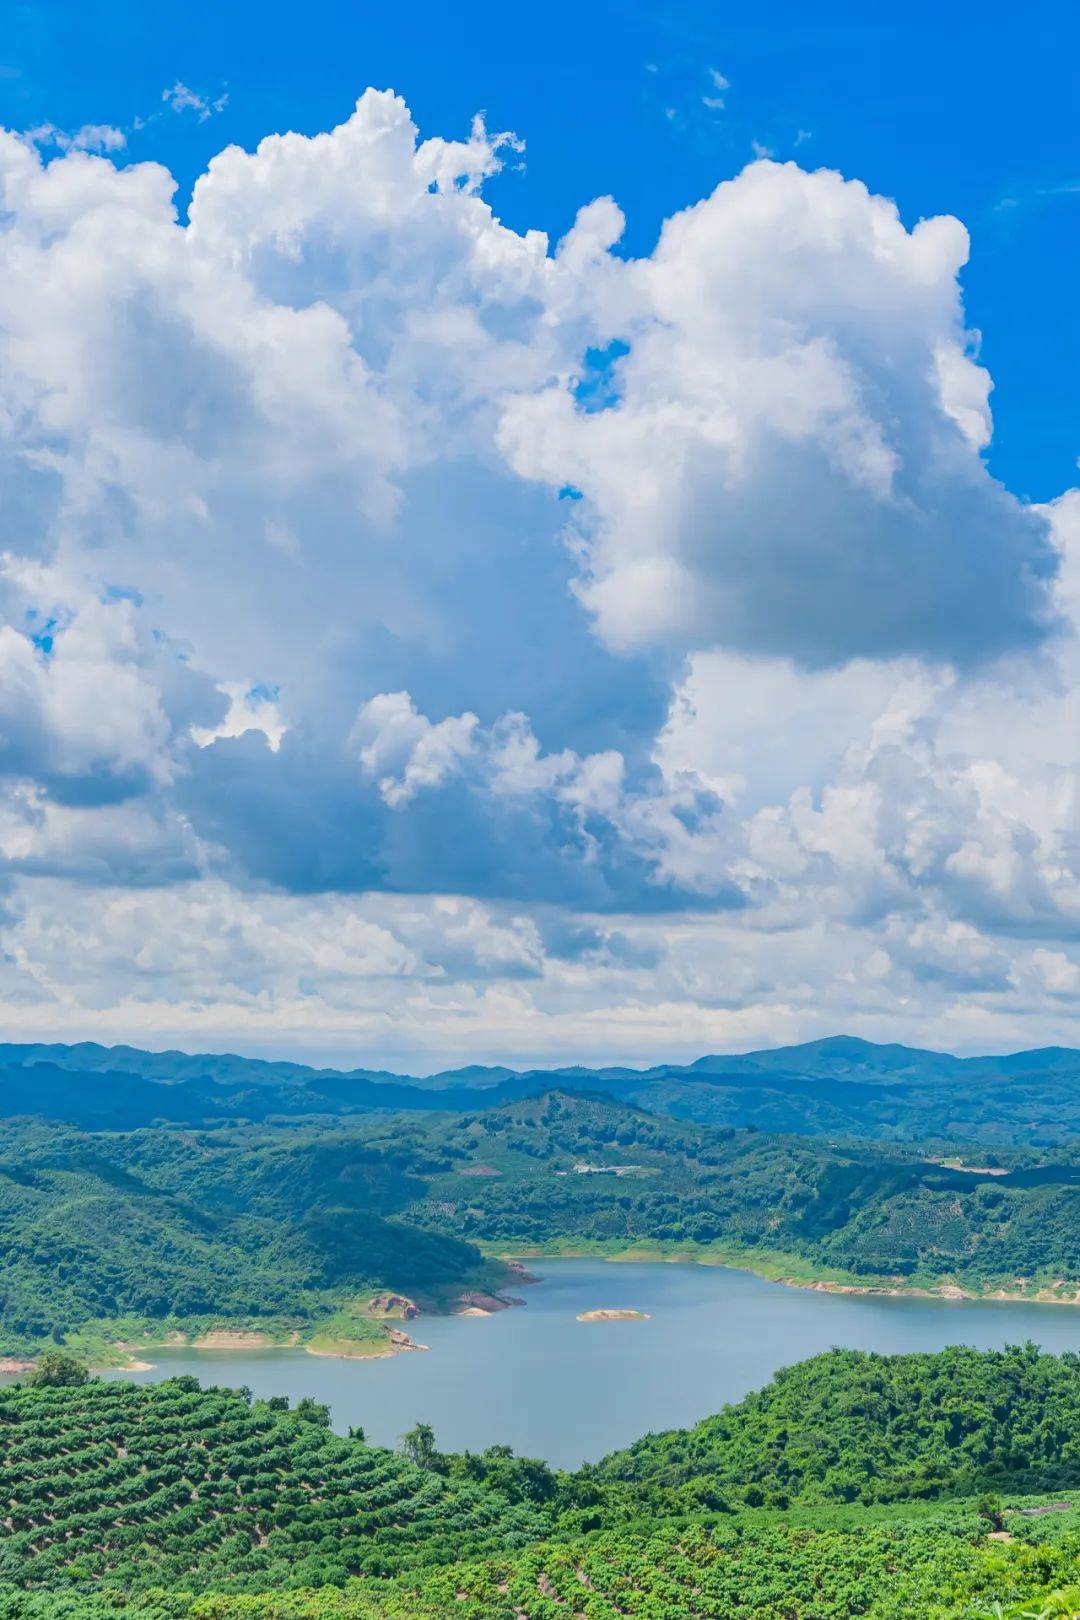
[7,1066,1080,1367]
[6,1036,1080,1618]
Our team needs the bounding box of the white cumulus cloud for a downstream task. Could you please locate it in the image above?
[0,90,1073,1060]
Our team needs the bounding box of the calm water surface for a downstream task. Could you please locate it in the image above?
[96,1260,1080,1468]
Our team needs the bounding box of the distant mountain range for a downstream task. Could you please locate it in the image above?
[1,1034,1080,1144]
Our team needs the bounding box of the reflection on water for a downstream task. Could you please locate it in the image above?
[89,1259,1080,1468]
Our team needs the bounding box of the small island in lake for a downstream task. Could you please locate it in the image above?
[576,1308,650,1322]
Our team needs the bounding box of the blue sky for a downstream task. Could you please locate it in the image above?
[0,2,1077,1069]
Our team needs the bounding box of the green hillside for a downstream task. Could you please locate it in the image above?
[0,1377,546,1590]
[6,1349,1080,1617]
[6,1093,1080,1354]
[392,1091,1080,1295]
[590,1343,1080,1507]
[6,1512,1076,1619]
[0,1120,505,1351]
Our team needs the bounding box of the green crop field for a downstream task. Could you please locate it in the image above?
[6,1347,1080,1618]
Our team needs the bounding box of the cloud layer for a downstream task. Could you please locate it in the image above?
[0,90,1075,1066]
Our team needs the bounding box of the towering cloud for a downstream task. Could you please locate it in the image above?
[0,91,1074,1063]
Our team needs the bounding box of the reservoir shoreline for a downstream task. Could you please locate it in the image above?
[87,1258,1080,1470]
[17,1248,1080,1382]
[485,1241,1080,1309]
[88,1250,1080,1375]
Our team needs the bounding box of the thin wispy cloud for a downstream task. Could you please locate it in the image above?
[24,79,229,158]
[23,121,126,154]
[702,66,730,110]
[161,81,229,121]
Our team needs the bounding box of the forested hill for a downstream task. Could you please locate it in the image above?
[4,1034,1080,1142]
[9,1032,1080,1087]
[0,1116,507,1347]
[8,1347,1080,1617]
[6,1092,1080,1352]
[396,1090,1080,1292]
[591,1342,1080,1507]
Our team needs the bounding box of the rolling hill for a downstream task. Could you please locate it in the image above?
[2,1035,1080,1143]
[5,1090,1080,1353]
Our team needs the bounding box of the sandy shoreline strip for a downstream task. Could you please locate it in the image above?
[577,1308,650,1322]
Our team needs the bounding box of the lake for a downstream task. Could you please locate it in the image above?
[102,1259,1080,1468]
